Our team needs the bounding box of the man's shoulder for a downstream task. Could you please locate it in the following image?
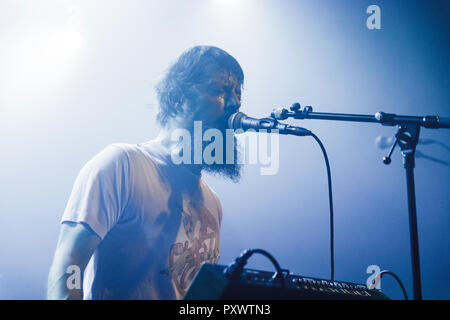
[91,143,137,164]
[83,143,151,171]
[99,142,156,161]
[106,142,141,155]
[106,141,178,171]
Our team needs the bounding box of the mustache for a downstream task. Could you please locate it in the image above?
[212,111,236,130]
[186,110,237,132]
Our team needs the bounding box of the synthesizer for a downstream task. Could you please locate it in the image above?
[184,263,389,300]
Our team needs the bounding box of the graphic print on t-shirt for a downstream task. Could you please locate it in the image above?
[165,200,220,297]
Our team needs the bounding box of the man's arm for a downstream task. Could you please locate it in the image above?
[47,221,101,300]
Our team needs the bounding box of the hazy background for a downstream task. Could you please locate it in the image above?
[0,0,449,299]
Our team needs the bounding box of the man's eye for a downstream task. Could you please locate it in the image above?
[210,88,224,95]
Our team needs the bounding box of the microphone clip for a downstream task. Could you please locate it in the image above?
[383,125,421,165]
[271,103,313,120]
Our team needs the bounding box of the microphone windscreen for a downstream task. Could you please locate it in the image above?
[227,112,246,130]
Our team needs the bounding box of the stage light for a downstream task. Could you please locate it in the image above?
[8,5,83,96]
[213,0,242,6]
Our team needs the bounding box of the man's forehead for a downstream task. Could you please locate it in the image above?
[208,71,240,87]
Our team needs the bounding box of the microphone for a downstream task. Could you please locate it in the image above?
[228,112,312,136]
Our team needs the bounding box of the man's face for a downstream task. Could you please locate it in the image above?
[190,69,242,131]
[183,68,243,181]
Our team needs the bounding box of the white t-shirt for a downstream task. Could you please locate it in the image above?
[61,141,222,299]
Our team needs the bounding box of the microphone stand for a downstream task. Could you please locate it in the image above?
[271,103,450,300]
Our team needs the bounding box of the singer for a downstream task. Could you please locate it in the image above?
[47,46,244,299]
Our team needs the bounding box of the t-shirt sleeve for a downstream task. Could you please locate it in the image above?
[61,144,131,239]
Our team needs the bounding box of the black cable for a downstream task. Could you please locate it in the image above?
[305,131,409,301]
[309,132,409,301]
[224,248,286,288]
[379,270,409,300]
[309,132,334,281]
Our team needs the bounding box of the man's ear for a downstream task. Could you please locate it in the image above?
[182,86,203,116]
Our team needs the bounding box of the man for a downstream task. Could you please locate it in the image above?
[47,46,244,299]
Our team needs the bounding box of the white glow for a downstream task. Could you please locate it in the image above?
[8,5,82,96]
[213,0,242,6]
[208,0,252,26]
[62,29,83,53]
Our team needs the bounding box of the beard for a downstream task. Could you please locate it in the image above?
[201,132,242,183]
[182,113,243,183]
